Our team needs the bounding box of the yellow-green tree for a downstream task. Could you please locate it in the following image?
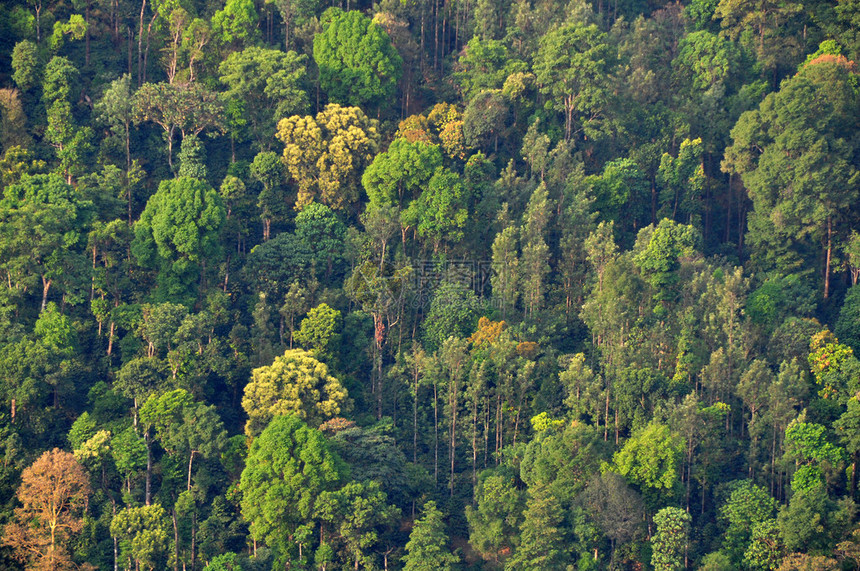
[242,348,349,436]
[276,104,380,211]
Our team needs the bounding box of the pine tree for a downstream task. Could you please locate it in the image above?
[402,501,460,571]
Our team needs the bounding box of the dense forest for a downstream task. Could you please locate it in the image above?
[0,0,859,567]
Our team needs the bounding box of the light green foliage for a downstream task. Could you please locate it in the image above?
[362,139,443,208]
[719,481,777,565]
[276,104,380,210]
[657,138,705,226]
[219,47,308,147]
[520,421,608,505]
[405,167,469,250]
[520,183,553,317]
[743,519,783,571]
[402,500,460,570]
[294,303,341,356]
[491,222,519,318]
[807,331,860,402]
[242,348,349,435]
[611,421,685,493]
[455,38,526,100]
[110,504,171,571]
[132,177,226,302]
[651,507,691,571]
[587,158,649,229]
[784,418,847,493]
[239,415,343,563]
[633,219,700,308]
[0,174,91,308]
[674,31,744,91]
[211,0,260,46]
[112,426,147,481]
[42,56,78,105]
[177,134,207,180]
[313,8,402,109]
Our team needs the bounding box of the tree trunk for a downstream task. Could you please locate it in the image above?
[824,215,832,300]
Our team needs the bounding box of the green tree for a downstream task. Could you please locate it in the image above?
[294,303,341,358]
[362,139,442,209]
[294,201,347,283]
[132,176,226,303]
[315,480,400,569]
[239,415,343,564]
[720,481,777,566]
[211,0,260,47]
[219,47,308,149]
[723,56,860,299]
[533,21,613,142]
[242,348,349,435]
[0,173,91,311]
[402,500,460,571]
[611,421,685,498]
[651,507,691,571]
[250,150,288,241]
[110,504,171,571]
[505,483,568,570]
[313,8,402,111]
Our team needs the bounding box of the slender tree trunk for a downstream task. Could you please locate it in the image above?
[824,215,832,299]
[145,432,152,505]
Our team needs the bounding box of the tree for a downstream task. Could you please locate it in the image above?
[211,0,260,47]
[723,56,860,299]
[315,480,400,569]
[580,472,645,565]
[294,303,341,357]
[404,167,470,252]
[242,348,349,436]
[505,483,568,570]
[422,280,484,352]
[3,449,91,570]
[132,176,226,303]
[11,40,40,92]
[250,150,288,241]
[313,8,402,111]
[466,466,525,564]
[276,104,380,210]
[219,47,308,149]
[0,173,91,311]
[240,415,343,564]
[95,74,137,220]
[134,82,225,171]
[720,481,777,565]
[294,201,348,283]
[533,21,613,142]
[651,507,691,571]
[402,500,460,571]
[611,421,685,498]
[110,504,171,571]
[362,139,442,209]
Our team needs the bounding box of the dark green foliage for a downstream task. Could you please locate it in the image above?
[313,8,402,110]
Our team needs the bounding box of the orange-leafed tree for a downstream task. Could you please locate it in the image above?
[2,448,91,570]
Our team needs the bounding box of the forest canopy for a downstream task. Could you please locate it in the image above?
[0,0,859,568]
